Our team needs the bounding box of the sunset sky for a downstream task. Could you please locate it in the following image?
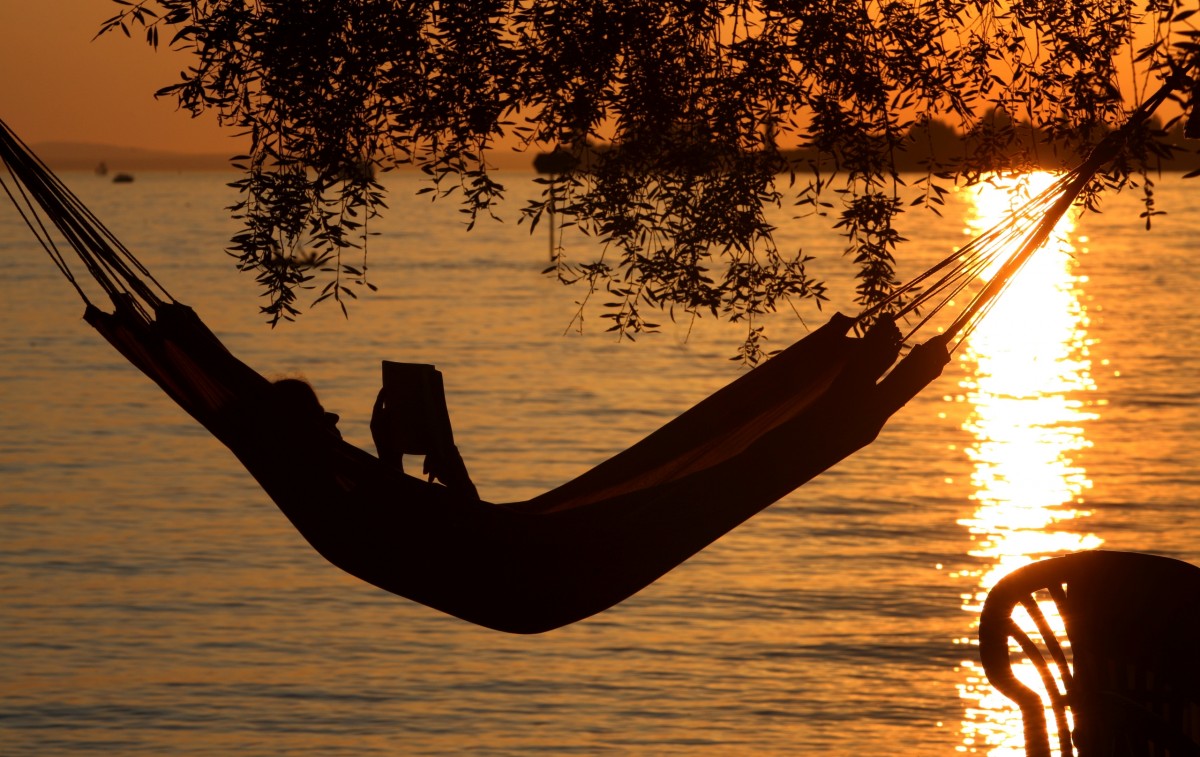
[0,1,233,154]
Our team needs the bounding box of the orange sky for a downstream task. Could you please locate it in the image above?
[0,0,233,153]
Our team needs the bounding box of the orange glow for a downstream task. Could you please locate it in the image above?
[952,173,1102,756]
[0,1,233,154]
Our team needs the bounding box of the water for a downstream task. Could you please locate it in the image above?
[1,169,1197,755]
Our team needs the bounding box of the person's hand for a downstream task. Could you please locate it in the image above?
[425,445,480,500]
[371,389,408,468]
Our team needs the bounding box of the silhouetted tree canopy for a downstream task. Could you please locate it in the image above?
[103,1,1200,361]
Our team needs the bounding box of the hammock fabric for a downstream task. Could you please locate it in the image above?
[0,83,1171,631]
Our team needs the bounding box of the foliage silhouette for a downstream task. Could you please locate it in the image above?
[100,1,1200,361]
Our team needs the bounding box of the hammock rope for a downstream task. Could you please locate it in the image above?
[0,119,172,319]
[0,76,1181,632]
[870,73,1186,347]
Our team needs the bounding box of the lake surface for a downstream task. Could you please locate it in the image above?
[1,168,1198,756]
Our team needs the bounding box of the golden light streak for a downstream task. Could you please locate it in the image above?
[951,173,1103,756]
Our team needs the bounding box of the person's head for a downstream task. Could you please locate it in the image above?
[273,378,341,438]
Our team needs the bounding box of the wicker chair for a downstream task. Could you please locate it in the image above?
[978,550,1200,757]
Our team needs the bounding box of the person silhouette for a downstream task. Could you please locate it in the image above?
[272,374,478,499]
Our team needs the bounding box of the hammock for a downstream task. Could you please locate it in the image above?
[0,86,1171,632]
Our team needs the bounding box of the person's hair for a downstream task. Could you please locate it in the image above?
[273,378,325,417]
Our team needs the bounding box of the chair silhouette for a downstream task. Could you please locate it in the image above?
[978,550,1200,757]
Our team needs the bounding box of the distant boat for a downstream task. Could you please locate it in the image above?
[112,173,134,183]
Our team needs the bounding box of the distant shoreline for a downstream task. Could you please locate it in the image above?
[32,142,235,172]
[29,142,535,173]
[31,132,1200,177]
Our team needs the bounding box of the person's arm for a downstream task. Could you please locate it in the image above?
[371,389,409,471]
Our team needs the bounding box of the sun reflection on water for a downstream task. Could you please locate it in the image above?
[950,173,1104,755]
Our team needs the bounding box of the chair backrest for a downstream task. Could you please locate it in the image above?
[978,550,1200,757]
